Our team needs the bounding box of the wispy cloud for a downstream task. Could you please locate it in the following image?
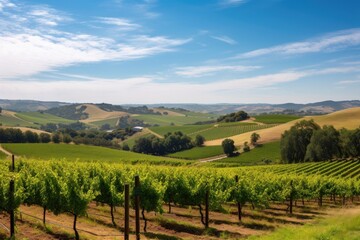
[0,0,16,12]
[175,65,260,77]
[0,1,190,79]
[2,65,357,104]
[96,17,140,31]
[336,79,360,85]
[219,0,247,8]
[28,6,72,26]
[211,35,237,45]
[237,29,360,58]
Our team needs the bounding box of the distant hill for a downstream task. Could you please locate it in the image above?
[205,107,360,146]
[0,99,68,112]
[1,99,360,115]
[144,100,360,114]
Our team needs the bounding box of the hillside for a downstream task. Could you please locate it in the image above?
[205,107,360,146]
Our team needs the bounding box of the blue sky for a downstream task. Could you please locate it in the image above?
[0,0,360,104]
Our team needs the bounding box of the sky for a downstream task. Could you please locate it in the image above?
[0,0,360,104]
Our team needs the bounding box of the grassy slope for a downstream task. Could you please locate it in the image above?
[90,117,119,128]
[133,114,216,126]
[3,143,191,166]
[249,208,360,240]
[0,114,36,128]
[209,141,281,166]
[168,146,223,160]
[254,114,301,124]
[206,107,360,146]
[16,112,75,125]
[0,150,7,159]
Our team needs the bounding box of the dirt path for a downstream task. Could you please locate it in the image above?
[145,128,164,138]
[0,144,12,157]
[198,154,228,163]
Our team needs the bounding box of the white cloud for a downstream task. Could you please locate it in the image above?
[96,17,140,30]
[175,65,260,77]
[237,29,360,58]
[2,65,358,104]
[219,0,247,8]
[0,0,16,11]
[336,79,360,85]
[211,35,237,45]
[0,2,190,79]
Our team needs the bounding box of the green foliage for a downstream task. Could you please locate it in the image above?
[243,142,250,152]
[250,132,260,146]
[222,139,236,156]
[194,134,205,147]
[45,104,89,120]
[133,132,193,156]
[217,111,249,123]
[305,125,341,161]
[280,119,320,163]
[39,133,51,143]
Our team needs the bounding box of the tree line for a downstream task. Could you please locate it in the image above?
[281,119,360,163]
[132,132,205,156]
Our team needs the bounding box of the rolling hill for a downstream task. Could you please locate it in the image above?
[205,107,360,146]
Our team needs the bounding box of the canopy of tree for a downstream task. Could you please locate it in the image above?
[281,119,360,163]
[217,111,249,123]
[132,131,193,156]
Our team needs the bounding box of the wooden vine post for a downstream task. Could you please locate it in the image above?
[235,175,242,221]
[205,189,209,228]
[135,176,140,240]
[10,155,15,238]
[124,184,130,240]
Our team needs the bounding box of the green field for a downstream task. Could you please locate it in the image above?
[2,143,192,166]
[132,114,216,126]
[0,150,7,159]
[90,117,119,128]
[151,122,276,141]
[15,112,75,125]
[249,208,360,240]
[254,114,301,124]
[0,114,36,127]
[210,141,281,166]
[168,146,223,160]
[122,132,152,148]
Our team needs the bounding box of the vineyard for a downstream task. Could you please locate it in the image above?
[1,157,360,239]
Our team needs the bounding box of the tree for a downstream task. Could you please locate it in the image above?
[340,128,360,157]
[52,133,61,143]
[122,143,130,151]
[39,133,51,143]
[305,125,341,161]
[222,139,236,156]
[0,106,2,114]
[250,132,260,146]
[280,120,320,163]
[100,123,111,131]
[194,135,205,147]
[25,130,40,143]
[243,142,250,152]
[62,134,72,144]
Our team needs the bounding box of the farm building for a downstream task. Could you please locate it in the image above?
[132,126,144,132]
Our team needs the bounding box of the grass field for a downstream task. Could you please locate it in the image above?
[249,208,360,240]
[209,141,281,166]
[122,132,152,148]
[254,114,301,124]
[2,143,192,166]
[0,114,36,128]
[150,122,276,141]
[0,150,7,159]
[168,146,223,159]
[16,112,75,125]
[90,117,119,128]
[132,114,216,126]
